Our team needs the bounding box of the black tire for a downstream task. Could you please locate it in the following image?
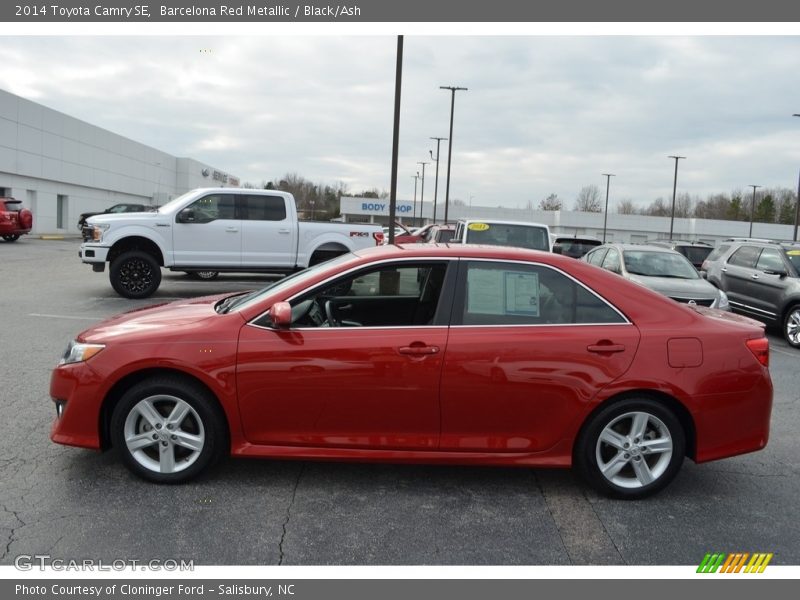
[187,271,219,280]
[309,249,346,266]
[575,397,685,499]
[110,250,162,299]
[109,376,227,483]
[783,304,800,348]
[2,234,20,242]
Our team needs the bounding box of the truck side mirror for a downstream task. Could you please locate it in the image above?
[177,208,195,223]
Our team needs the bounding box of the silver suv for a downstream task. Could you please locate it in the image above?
[703,240,800,347]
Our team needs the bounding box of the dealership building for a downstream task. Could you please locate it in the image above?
[340,196,797,245]
[0,89,238,234]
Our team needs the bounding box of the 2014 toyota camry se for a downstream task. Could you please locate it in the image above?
[50,244,773,498]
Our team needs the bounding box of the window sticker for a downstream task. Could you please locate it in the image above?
[468,222,490,231]
[505,271,540,316]
[467,268,540,317]
[787,250,800,256]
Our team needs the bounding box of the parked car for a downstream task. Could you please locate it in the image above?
[584,243,729,310]
[77,203,155,230]
[50,244,771,498]
[647,240,714,270]
[551,234,602,258]
[79,188,385,299]
[452,219,551,251]
[393,222,436,244]
[426,224,456,244]
[0,197,33,242]
[703,239,800,347]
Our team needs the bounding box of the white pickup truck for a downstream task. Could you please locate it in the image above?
[451,219,551,251]
[80,187,385,298]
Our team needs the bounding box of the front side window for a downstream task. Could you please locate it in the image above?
[728,246,760,268]
[282,261,451,328]
[180,194,236,223]
[601,249,621,274]
[756,248,786,273]
[454,261,625,326]
[585,248,608,266]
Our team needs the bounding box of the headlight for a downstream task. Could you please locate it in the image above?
[714,289,730,311]
[59,341,105,365]
[91,223,110,242]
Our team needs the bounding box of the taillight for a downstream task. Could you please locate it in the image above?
[746,337,769,367]
[373,232,385,245]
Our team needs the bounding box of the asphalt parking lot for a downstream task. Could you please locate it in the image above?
[1,237,799,566]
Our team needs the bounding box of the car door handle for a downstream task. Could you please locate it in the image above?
[751,273,759,279]
[587,343,626,354]
[721,267,728,272]
[225,227,239,233]
[278,229,291,234]
[399,345,440,356]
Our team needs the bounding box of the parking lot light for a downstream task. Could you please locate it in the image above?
[668,156,686,240]
[602,174,615,243]
[749,184,761,238]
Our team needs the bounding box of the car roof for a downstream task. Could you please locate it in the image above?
[649,239,711,247]
[595,243,679,255]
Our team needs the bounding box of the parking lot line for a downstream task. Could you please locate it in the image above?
[28,313,102,321]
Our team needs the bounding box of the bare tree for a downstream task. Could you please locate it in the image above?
[539,193,562,211]
[616,199,637,214]
[573,185,602,212]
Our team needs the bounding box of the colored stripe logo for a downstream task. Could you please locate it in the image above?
[697,552,773,573]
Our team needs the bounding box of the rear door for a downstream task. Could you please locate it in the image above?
[747,247,792,322]
[721,245,760,314]
[439,259,639,453]
[240,194,297,268]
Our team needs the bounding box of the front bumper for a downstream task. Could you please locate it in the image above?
[50,362,104,450]
[79,243,110,264]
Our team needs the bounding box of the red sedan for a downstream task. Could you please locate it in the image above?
[50,245,772,498]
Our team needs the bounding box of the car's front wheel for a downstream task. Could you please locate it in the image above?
[783,304,800,348]
[110,377,226,483]
[575,398,685,499]
[2,234,20,242]
[110,250,162,298]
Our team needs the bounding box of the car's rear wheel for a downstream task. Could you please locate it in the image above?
[110,377,226,483]
[575,398,685,499]
[783,305,800,348]
[110,250,162,298]
[2,234,20,242]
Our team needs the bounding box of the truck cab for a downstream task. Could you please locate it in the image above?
[452,219,551,252]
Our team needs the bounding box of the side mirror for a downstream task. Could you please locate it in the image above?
[764,268,787,278]
[269,301,292,329]
[177,208,195,223]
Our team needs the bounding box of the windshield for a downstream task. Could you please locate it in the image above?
[623,250,699,279]
[465,223,549,251]
[227,253,356,312]
[155,190,204,213]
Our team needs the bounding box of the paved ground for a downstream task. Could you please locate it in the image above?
[1,238,798,566]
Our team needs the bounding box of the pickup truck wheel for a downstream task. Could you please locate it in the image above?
[2,234,20,242]
[783,305,800,348]
[187,271,219,280]
[110,250,162,299]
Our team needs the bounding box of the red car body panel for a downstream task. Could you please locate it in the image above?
[50,244,772,470]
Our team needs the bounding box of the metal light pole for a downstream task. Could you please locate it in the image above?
[388,35,403,245]
[411,172,419,224]
[793,114,800,241]
[602,173,615,243]
[440,86,468,223]
[429,137,447,222]
[749,184,761,238]
[668,155,686,240]
[417,161,429,227]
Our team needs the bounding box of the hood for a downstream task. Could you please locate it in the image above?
[86,211,163,225]
[77,293,241,343]
[627,274,717,300]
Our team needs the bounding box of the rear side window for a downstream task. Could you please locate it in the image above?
[455,261,625,326]
[728,246,760,268]
[601,249,622,274]
[241,195,287,221]
[586,248,608,266]
[705,244,731,263]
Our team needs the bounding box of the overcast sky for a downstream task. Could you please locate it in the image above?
[2,36,800,209]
